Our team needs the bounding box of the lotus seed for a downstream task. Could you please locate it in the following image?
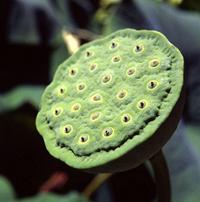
[69,68,77,76]
[90,112,101,121]
[134,44,143,53]
[110,41,118,49]
[103,128,114,137]
[126,68,135,76]
[112,56,121,63]
[90,63,97,71]
[72,103,81,111]
[117,90,127,99]
[60,88,64,94]
[149,59,160,68]
[147,80,158,89]
[86,51,93,57]
[56,86,66,96]
[137,100,147,109]
[77,83,85,91]
[63,125,72,134]
[121,114,131,123]
[92,94,102,102]
[79,135,89,143]
[102,74,112,83]
[53,107,63,116]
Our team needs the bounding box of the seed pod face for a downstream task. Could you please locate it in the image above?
[36,29,184,172]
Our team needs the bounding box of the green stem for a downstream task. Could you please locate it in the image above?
[83,173,112,199]
[150,150,171,202]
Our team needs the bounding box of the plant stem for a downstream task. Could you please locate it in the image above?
[83,173,112,198]
[150,150,171,202]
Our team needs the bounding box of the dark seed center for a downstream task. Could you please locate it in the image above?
[123,115,130,122]
[70,69,76,75]
[103,75,111,83]
[78,84,85,90]
[135,45,143,52]
[65,127,71,133]
[60,88,64,94]
[139,102,145,109]
[150,60,159,67]
[111,42,117,48]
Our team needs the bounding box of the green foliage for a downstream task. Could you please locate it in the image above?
[185,124,200,155]
[0,86,44,113]
[104,0,200,48]
[163,123,200,202]
[0,176,91,202]
[18,192,91,202]
[36,29,183,172]
[0,176,15,201]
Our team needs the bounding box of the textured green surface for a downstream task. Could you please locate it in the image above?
[36,29,183,170]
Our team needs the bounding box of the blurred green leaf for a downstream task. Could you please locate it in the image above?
[104,0,200,51]
[164,122,200,202]
[102,0,155,35]
[50,36,69,79]
[0,176,15,201]
[0,85,44,113]
[8,0,60,44]
[134,0,200,52]
[185,124,200,154]
[50,1,74,29]
[8,0,98,45]
[168,0,183,6]
[18,192,92,202]
[0,175,91,202]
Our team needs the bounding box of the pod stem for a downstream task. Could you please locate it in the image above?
[82,150,170,201]
[150,150,171,202]
[83,173,112,199]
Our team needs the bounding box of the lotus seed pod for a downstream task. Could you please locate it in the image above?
[36,29,184,173]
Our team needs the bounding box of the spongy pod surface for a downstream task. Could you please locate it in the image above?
[36,29,184,172]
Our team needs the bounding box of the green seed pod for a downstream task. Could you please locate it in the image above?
[36,29,184,173]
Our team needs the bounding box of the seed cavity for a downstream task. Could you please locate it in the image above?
[77,83,86,91]
[62,124,73,135]
[121,114,131,123]
[126,68,135,76]
[112,56,121,63]
[53,107,63,117]
[102,74,112,83]
[117,90,127,99]
[72,103,81,111]
[147,80,158,89]
[137,99,148,110]
[90,64,97,71]
[91,94,102,102]
[79,134,89,144]
[110,41,118,49]
[149,59,160,68]
[56,86,66,96]
[59,88,65,94]
[102,127,114,137]
[134,44,144,53]
[90,112,101,121]
[69,68,77,76]
[86,51,93,57]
